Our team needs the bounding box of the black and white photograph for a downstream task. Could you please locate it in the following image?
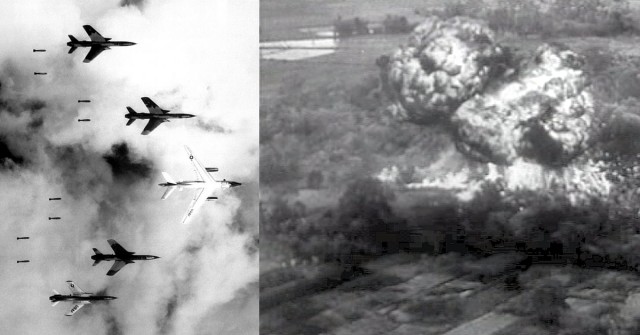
[260,0,640,334]
[0,0,258,334]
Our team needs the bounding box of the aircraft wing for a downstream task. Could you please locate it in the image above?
[66,301,88,316]
[83,25,107,42]
[141,97,166,114]
[141,119,164,135]
[106,260,128,276]
[66,281,86,296]
[83,46,106,63]
[181,188,207,224]
[107,239,131,256]
[185,146,214,183]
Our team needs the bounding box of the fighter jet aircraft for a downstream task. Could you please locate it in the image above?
[91,239,160,276]
[49,281,116,316]
[67,25,136,63]
[125,97,196,135]
[160,146,242,224]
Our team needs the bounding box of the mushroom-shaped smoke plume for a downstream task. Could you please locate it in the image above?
[453,44,594,166]
[380,16,510,124]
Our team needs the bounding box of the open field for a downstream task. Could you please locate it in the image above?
[261,252,640,335]
[261,0,438,41]
[261,34,404,100]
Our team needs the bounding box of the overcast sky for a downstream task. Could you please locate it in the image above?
[0,0,258,334]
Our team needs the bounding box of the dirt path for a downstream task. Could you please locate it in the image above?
[442,312,521,335]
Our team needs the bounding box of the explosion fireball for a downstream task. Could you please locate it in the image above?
[381,16,510,124]
[379,16,621,207]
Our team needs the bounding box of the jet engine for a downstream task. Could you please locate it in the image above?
[206,197,218,201]
[206,168,219,172]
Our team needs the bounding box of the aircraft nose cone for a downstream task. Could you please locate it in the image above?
[231,182,242,187]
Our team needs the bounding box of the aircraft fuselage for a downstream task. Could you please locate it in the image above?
[49,294,117,302]
[67,40,136,48]
[159,180,241,189]
[91,254,160,262]
[159,180,205,188]
[126,113,195,120]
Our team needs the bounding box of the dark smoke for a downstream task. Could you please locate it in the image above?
[120,0,145,8]
[157,292,179,335]
[184,242,204,256]
[103,142,153,182]
[520,122,567,166]
[105,313,124,335]
[52,144,112,198]
[23,99,47,130]
[195,119,230,134]
[0,137,24,168]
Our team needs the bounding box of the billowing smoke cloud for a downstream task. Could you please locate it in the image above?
[103,142,153,181]
[380,16,510,124]
[120,0,144,8]
[378,17,613,205]
[0,1,258,335]
[380,17,597,167]
[0,136,24,168]
[453,44,594,166]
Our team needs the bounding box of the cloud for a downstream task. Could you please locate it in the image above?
[0,136,24,168]
[0,0,258,334]
[103,142,154,181]
[120,0,145,9]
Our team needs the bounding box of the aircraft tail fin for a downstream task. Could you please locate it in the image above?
[92,248,102,266]
[68,35,78,54]
[126,107,136,126]
[161,172,176,184]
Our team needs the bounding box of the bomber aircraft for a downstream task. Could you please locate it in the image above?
[67,25,135,63]
[160,146,242,224]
